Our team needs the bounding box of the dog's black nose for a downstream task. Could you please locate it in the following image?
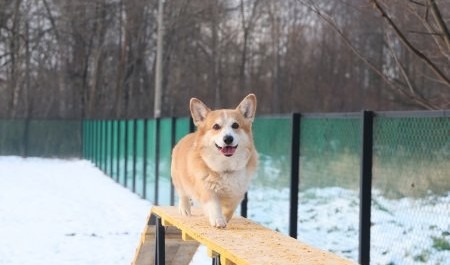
[223,135,234,145]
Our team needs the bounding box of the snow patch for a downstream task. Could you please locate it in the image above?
[0,157,151,265]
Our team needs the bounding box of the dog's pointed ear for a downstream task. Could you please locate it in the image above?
[236,94,257,121]
[190,98,211,126]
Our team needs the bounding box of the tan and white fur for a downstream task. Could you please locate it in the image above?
[171,94,258,228]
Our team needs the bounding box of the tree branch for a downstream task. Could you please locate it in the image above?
[370,0,450,87]
[42,0,60,43]
[385,33,437,109]
[406,1,449,59]
[298,0,442,109]
[427,0,450,51]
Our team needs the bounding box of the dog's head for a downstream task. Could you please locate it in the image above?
[190,94,257,170]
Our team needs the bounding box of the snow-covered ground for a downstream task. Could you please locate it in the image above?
[0,157,151,265]
[1,157,448,265]
[248,187,450,265]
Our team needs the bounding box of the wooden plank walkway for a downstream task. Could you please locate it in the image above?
[145,206,356,265]
[132,213,199,265]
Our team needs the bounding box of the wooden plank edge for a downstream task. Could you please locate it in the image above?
[221,255,238,265]
[162,218,173,227]
[131,225,153,265]
[151,207,247,265]
[182,231,195,241]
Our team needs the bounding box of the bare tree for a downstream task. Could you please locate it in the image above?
[299,0,449,109]
[1,0,447,120]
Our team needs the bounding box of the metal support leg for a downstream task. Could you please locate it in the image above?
[212,255,221,265]
[155,216,165,265]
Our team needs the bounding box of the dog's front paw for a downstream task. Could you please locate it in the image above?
[209,215,227,228]
[179,205,191,216]
[179,197,192,216]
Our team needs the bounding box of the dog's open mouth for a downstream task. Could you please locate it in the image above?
[215,144,238,157]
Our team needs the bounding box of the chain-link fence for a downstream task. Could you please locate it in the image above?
[82,111,449,265]
[371,113,449,265]
[297,114,362,260]
[247,116,293,234]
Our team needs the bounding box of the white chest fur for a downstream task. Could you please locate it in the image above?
[203,169,251,199]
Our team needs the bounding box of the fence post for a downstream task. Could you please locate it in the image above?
[91,121,94,162]
[170,117,177,206]
[98,120,101,168]
[289,113,301,239]
[97,120,101,168]
[93,121,97,163]
[86,120,89,160]
[92,120,96,161]
[189,117,195,133]
[97,120,101,167]
[359,110,374,265]
[143,119,148,200]
[132,119,138,192]
[154,118,161,205]
[104,120,108,173]
[81,120,89,160]
[240,192,248,218]
[103,120,106,171]
[100,120,104,170]
[239,114,251,218]
[99,120,102,167]
[116,120,121,183]
[110,120,114,176]
[101,120,105,168]
[124,120,129,187]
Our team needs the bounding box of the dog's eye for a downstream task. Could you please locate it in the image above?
[212,124,221,130]
[231,122,239,129]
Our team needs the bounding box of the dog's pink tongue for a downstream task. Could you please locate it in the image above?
[221,146,236,156]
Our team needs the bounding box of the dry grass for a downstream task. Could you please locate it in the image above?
[297,152,449,198]
[253,150,449,199]
[372,156,450,198]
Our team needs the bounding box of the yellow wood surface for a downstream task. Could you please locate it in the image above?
[132,214,199,265]
[151,206,356,265]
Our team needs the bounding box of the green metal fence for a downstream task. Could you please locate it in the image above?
[1,110,448,265]
[83,118,192,204]
[82,111,449,265]
[0,119,81,157]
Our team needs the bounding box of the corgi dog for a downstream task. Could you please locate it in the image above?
[171,94,258,228]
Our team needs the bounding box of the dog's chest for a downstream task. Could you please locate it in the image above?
[205,170,250,197]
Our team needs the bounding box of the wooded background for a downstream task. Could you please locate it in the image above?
[0,0,448,119]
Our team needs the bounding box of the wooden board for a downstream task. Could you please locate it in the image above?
[132,214,199,265]
[151,206,356,265]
